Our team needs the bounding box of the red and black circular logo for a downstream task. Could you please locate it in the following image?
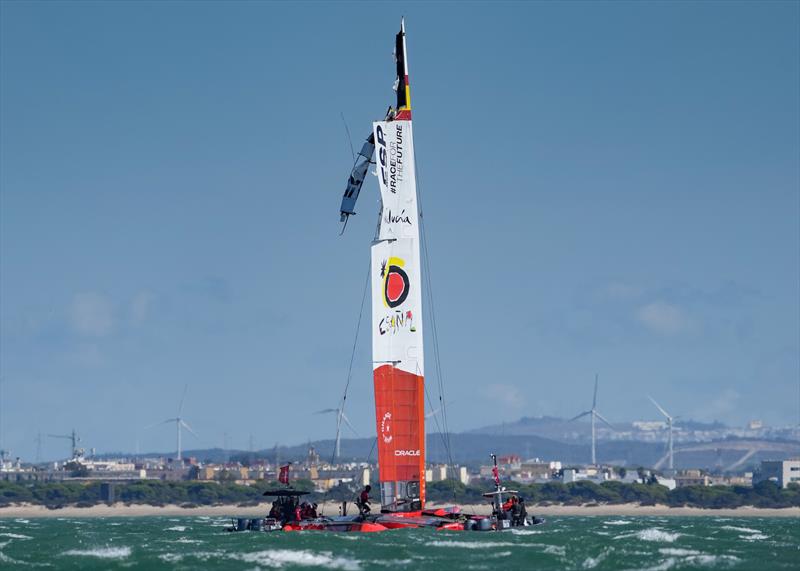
[382,259,410,308]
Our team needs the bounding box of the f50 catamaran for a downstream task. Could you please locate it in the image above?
[229,20,542,533]
[341,18,426,516]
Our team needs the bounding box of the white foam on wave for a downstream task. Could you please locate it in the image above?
[659,548,701,557]
[543,545,566,557]
[0,532,32,540]
[369,558,413,567]
[616,528,680,543]
[647,549,740,570]
[741,533,768,541]
[426,540,517,549]
[582,551,608,569]
[604,520,632,526]
[721,525,760,534]
[166,526,188,532]
[232,549,360,570]
[159,553,184,563]
[181,550,224,562]
[510,529,543,536]
[0,551,27,566]
[175,537,203,544]
[63,546,132,560]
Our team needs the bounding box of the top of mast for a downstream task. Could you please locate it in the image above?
[394,18,412,121]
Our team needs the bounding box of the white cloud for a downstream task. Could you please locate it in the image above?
[69,292,113,336]
[636,301,693,335]
[480,383,526,410]
[130,291,155,326]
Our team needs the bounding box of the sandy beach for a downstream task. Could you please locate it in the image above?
[1,502,797,519]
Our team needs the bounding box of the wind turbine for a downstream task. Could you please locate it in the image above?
[648,395,676,471]
[315,406,358,461]
[570,374,614,466]
[146,385,197,462]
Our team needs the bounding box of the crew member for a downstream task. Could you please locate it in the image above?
[502,495,517,512]
[358,485,372,515]
[511,496,526,526]
[268,501,280,519]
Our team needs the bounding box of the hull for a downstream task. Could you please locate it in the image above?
[283,518,387,533]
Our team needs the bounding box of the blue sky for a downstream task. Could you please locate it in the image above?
[1,1,798,460]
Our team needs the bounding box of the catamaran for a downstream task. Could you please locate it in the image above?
[230,19,541,533]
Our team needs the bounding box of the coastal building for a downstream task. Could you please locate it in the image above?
[754,459,800,488]
[674,469,710,487]
[425,465,469,485]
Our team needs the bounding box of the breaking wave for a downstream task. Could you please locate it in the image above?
[0,533,32,540]
[232,549,361,570]
[62,546,132,559]
[720,525,760,534]
[426,540,517,549]
[616,528,681,543]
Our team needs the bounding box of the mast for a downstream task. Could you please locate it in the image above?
[371,19,424,512]
[340,19,425,512]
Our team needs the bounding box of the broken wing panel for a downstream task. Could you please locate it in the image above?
[340,134,375,222]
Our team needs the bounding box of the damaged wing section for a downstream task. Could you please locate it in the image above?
[340,133,375,224]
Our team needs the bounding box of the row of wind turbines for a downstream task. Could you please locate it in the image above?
[144,386,447,463]
[571,374,677,469]
[145,379,677,469]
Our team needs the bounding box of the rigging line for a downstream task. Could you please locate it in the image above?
[417,185,450,458]
[420,226,457,504]
[423,384,451,465]
[320,257,371,514]
[413,143,457,482]
[366,436,378,464]
[340,112,355,163]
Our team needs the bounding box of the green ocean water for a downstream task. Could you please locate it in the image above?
[0,515,797,569]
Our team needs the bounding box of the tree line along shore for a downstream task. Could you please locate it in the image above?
[1,479,798,511]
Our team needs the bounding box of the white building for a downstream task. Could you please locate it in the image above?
[755,459,800,488]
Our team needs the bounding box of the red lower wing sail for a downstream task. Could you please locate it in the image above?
[373,364,425,509]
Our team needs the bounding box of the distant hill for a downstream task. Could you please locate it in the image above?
[468,415,729,440]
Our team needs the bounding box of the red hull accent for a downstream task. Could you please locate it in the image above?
[283,522,387,533]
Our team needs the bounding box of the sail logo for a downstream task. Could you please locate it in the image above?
[380,412,393,444]
[395,449,420,457]
[381,257,410,308]
[379,309,415,336]
[375,123,405,194]
[375,125,389,190]
[383,209,412,226]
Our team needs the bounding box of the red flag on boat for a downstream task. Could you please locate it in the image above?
[492,465,500,486]
[279,464,290,484]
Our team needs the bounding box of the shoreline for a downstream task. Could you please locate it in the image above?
[1,502,798,519]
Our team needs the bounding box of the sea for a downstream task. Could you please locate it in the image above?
[0,516,797,570]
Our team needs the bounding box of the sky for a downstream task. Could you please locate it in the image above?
[1,1,798,461]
